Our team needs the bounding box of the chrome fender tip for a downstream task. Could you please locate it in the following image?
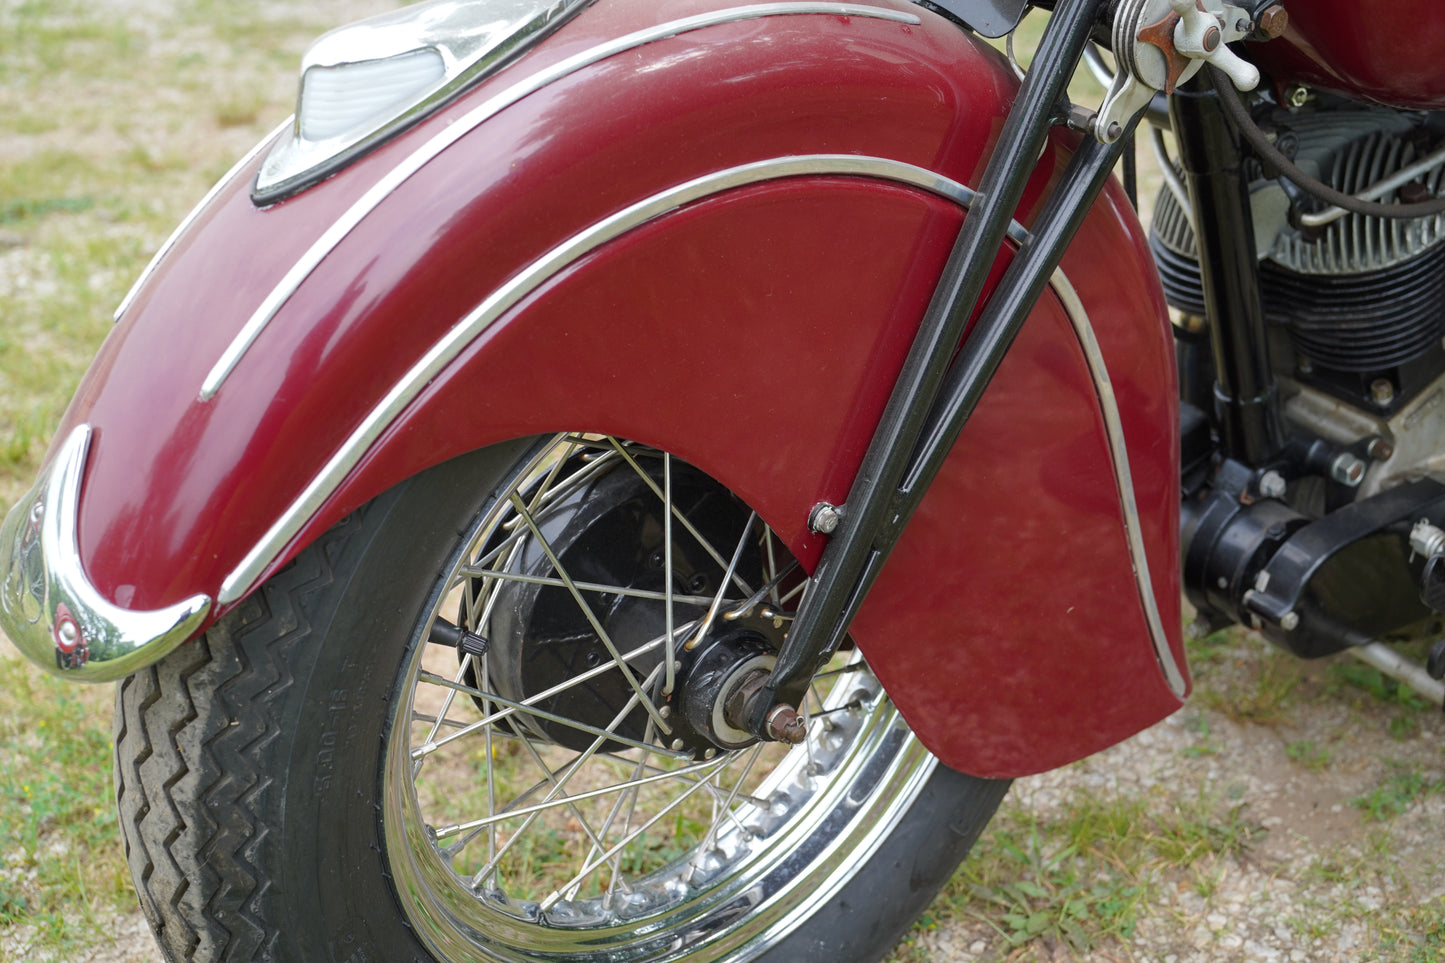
[0,425,212,682]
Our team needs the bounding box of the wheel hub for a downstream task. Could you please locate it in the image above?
[477,452,781,755]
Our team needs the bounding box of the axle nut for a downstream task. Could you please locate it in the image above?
[765,705,807,745]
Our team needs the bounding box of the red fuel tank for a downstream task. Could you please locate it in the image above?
[1250,0,1445,109]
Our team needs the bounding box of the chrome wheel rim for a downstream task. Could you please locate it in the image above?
[382,435,936,962]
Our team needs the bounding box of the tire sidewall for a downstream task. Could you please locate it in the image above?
[267,442,534,962]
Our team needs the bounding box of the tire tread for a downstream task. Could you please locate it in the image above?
[114,511,366,963]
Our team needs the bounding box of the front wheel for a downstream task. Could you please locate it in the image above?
[114,435,1009,963]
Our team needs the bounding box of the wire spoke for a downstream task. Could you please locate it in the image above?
[410,710,478,732]
[462,668,663,884]
[722,558,799,622]
[419,542,523,754]
[505,719,618,866]
[663,452,677,697]
[700,742,770,852]
[416,670,690,760]
[686,512,756,650]
[412,620,696,759]
[457,568,720,608]
[392,433,885,923]
[507,491,673,735]
[539,756,733,911]
[606,438,757,598]
[462,446,617,575]
[438,753,733,839]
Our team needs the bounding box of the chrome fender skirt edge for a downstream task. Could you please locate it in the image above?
[0,425,212,681]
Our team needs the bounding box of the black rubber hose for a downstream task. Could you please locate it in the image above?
[1208,64,1445,221]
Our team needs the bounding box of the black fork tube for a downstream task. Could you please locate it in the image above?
[747,0,1113,732]
[1169,76,1285,465]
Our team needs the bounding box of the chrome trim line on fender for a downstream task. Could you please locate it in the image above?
[216,152,1186,697]
[113,119,293,324]
[199,2,921,401]
[0,425,212,682]
[1048,276,1189,696]
[219,155,961,601]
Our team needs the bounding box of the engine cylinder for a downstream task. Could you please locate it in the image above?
[1151,118,1445,376]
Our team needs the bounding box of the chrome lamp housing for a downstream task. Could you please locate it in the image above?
[254,0,591,203]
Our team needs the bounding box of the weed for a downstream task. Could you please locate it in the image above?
[963,824,1143,953]
[1284,900,1343,942]
[1331,659,1432,712]
[928,786,1264,957]
[1373,895,1445,962]
[1286,739,1333,770]
[1184,626,1231,658]
[1389,713,1422,740]
[1220,647,1301,723]
[1190,631,1304,724]
[0,197,95,226]
[216,96,267,129]
[1180,713,1218,758]
[1352,763,1442,821]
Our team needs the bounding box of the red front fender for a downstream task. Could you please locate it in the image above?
[40,0,1184,776]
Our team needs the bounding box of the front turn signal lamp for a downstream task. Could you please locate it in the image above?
[254,0,591,203]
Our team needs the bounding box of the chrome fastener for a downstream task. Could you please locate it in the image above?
[808,502,843,535]
[1329,453,1366,487]
[1410,519,1445,558]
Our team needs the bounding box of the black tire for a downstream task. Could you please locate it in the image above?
[114,436,1009,963]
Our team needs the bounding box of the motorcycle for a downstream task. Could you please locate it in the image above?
[4,0,1444,958]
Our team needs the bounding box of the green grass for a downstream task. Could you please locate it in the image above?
[1353,762,1443,822]
[0,659,131,960]
[1286,739,1334,770]
[890,787,1263,959]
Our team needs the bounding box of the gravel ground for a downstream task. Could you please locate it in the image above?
[901,635,1445,963]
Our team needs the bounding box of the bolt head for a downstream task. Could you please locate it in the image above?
[1330,453,1366,487]
[1259,470,1287,500]
[1256,4,1289,39]
[1367,438,1394,461]
[808,502,841,535]
[1370,378,1396,407]
[1280,611,1300,631]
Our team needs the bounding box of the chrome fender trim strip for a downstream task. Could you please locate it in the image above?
[217,153,1186,696]
[0,425,212,682]
[1049,277,1188,697]
[199,2,922,401]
